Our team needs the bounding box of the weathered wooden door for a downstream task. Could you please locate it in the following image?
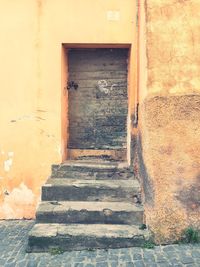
[67,48,128,155]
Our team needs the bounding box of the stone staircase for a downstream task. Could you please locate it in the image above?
[27,159,149,252]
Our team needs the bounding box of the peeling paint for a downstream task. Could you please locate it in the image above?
[8,152,14,157]
[0,183,36,219]
[57,145,61,156]
[4,158,13,172]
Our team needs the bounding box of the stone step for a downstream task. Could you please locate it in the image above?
[42,178,141,202]
[36,201,143,225]
[52,160,126,170]
[51,170,133,179]
[27,223,149,252]
[51,161,133,179]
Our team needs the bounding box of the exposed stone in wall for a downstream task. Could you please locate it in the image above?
[140,95,200,243]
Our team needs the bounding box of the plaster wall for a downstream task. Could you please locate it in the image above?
[0,0,136,219]
[140,0,200,242]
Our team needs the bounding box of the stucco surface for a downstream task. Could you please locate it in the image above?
[146,0,200,96]
[0,0,136,219]
[141,0,200,242]
[140,94,200,243]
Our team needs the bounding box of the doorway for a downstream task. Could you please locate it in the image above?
[67,48,129,161]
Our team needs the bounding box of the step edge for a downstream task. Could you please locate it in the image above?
[43,178,140,188]
[36,201,144,213]
[29,223,149,239]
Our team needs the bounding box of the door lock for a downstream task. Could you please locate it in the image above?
[67,81,78,90]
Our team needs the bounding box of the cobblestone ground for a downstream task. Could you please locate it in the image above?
[0,221,199,267]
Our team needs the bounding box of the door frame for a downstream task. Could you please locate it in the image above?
[61,43,137,165]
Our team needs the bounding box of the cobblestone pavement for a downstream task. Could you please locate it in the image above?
[0,220,199,267]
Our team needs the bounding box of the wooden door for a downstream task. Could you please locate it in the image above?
[67,48,128,157]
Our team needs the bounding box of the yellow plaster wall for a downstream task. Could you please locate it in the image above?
[0,0,136,219]
[140,0,200,242]
[146,0,200,96]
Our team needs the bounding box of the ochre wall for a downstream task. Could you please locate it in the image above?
[140,0,200,242]
[0,0,136,219]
